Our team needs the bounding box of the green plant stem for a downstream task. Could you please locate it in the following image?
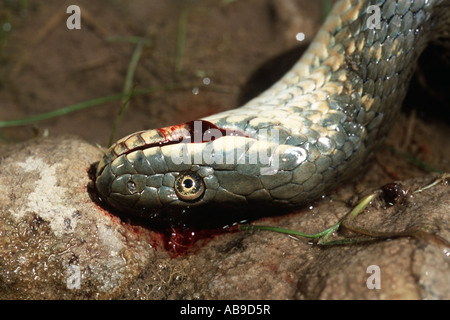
[239,223,339,239]
[240,192,378,245]
[386,146,443,174]
[175,8,188,74]
[322,0,333,20]
[0,93,127,129]
[0,84,207,130]
[108,39,145,147]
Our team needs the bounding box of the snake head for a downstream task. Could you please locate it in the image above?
[95,146,215,214]
[95,121,259,216]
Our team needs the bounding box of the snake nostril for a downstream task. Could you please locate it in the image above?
[127,180,137,193]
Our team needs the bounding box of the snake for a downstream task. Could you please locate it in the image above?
[95,0,450,222]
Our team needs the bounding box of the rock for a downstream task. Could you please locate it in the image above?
[0,136,449,299]
[0,136,163,299]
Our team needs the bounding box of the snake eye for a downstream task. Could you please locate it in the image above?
[174,172,205,202]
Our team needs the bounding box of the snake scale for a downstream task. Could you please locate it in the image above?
[95,0,450,221]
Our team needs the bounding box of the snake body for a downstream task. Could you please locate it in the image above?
[96,0,450,219]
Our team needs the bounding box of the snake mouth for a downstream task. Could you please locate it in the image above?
[95,120,249,176]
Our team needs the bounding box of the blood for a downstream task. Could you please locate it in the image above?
[158,120,247,144]
[90,183,238,256]
[161,224,239,256]
[118,120,248,157]
[88,169,240,256]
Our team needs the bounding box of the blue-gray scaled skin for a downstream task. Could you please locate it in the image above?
[96,0,450,216]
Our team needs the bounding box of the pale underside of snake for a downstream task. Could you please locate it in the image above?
[95,0,450,223]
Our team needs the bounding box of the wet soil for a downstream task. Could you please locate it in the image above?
[0,0,321,144]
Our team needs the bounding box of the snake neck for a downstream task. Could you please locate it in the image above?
[203,0,449,161]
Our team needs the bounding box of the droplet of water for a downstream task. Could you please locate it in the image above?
[444,248,450,257]
[296,32,305,42]
[202,77,211,85]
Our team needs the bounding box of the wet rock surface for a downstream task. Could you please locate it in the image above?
[0,136,449,299]
[0,136,162,299]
